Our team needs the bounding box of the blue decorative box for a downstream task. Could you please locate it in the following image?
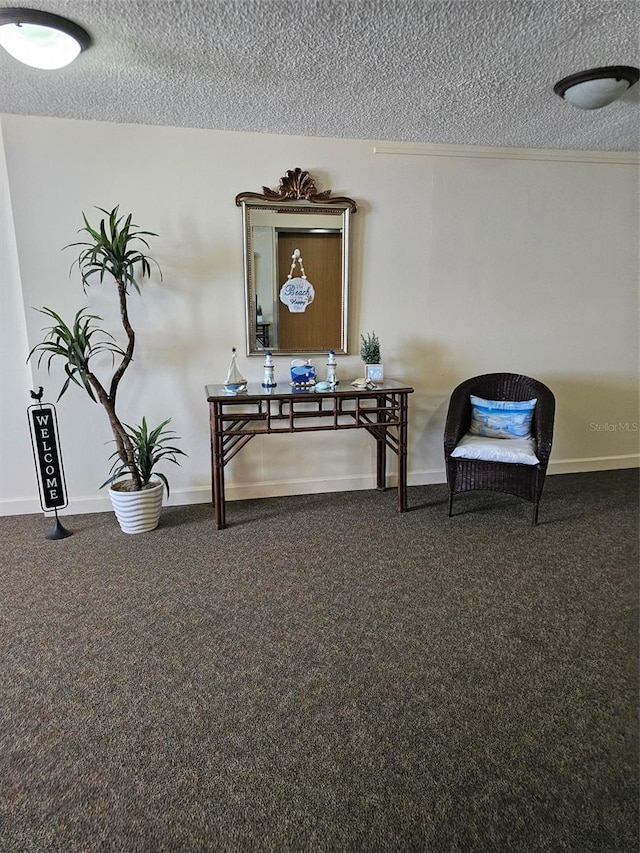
[290,360,316,386]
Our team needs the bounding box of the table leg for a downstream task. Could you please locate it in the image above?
[376,394,387,490]
[398,392,408,512]
[212,402,227,529]
[209,405,215,507]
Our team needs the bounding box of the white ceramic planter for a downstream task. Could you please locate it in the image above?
[108,479,164,534]
[364,363,384,383]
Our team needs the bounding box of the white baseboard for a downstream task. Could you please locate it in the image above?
[408,455,640,482]
[0,493,114,518]
[1,455,637,517]
[0,496,44,516]
[548,454,639,474]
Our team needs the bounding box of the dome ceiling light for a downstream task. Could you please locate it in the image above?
[554,65,639,110]
[0,7,91,70]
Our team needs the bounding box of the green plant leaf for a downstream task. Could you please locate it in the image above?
[100,416,186,493]
[63,206,162,293]
[27,306,124,402]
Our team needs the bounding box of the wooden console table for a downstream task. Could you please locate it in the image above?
[205,381,414,529]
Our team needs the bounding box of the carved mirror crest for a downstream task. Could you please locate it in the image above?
[236,168,357,356]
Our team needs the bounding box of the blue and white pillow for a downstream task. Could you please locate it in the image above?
[469,395,537,439]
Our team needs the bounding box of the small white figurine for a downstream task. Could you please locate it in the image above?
[326,350,338,386]
[262,351,277,388]
[224,347,247,394]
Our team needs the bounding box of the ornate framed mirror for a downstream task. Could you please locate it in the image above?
[236,168,357,356]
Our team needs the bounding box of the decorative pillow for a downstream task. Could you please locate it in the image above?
[469,395,537,439]
[450,434,540,465]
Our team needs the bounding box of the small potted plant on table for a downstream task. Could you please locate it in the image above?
[360,331,383,383]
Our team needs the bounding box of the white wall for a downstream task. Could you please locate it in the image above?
[0,121,36,512]
[1,115,638,516]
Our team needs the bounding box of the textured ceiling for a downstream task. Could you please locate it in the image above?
[0,0,638,151]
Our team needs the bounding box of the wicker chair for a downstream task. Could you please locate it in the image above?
[444,373,555,525]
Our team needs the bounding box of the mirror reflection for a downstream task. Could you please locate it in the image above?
[236,169,357,356]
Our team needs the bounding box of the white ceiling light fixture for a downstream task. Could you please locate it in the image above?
[554,66,639,110]
[0,7,91,70]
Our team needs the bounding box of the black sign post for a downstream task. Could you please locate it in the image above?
[28,395,72,540]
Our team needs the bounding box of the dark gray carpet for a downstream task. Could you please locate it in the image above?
[1,470,638,852]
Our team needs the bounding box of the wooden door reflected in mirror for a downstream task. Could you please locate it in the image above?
[277,231,342,350]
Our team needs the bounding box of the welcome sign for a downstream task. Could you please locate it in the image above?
[28,404,68,511]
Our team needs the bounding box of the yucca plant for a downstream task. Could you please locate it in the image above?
[29,307,125,401]
[69,206,161,294]
[102,418,186,495]
[28,206,184,493]
[360,331,381,364]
